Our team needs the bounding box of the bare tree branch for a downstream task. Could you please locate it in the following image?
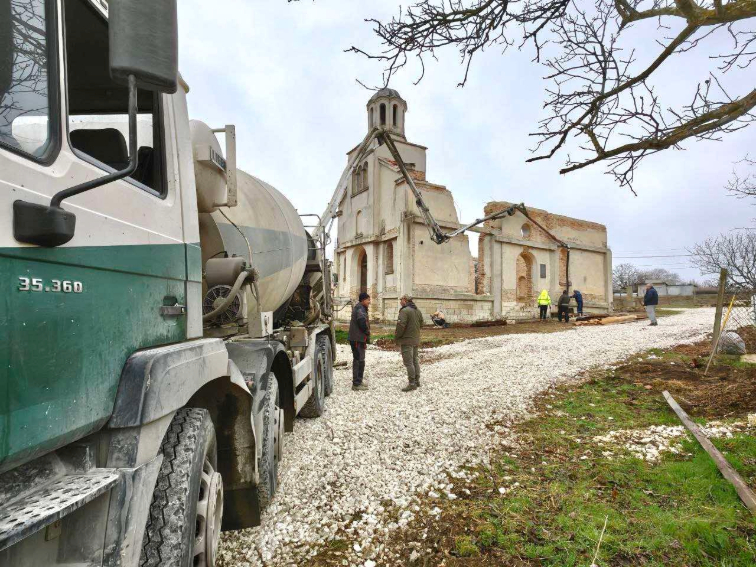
[348,0,756,190]
[690,232,756,289]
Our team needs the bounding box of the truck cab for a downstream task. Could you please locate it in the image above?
[0,1,334,565]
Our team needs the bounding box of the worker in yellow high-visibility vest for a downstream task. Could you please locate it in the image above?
[537,289,551,322]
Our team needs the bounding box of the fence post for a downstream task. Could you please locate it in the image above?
[712,268,727,349]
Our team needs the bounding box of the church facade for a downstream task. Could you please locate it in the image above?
[333,89,612,323]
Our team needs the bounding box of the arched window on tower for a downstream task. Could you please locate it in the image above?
[362,162,369,191]
[380,103,386,126]
[392,104,398,127]
[354,166,363,195]
[385,241,394,274]
[369,107,374,128]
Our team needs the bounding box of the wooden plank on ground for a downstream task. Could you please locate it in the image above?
[663,390,756,515]
[597,315,637,325]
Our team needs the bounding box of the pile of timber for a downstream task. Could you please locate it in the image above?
[574,313,639,326]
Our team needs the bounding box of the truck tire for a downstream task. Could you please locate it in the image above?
[257,377,282,510]
[318,335,334,397]
[299,341,325,418]
[140,408,223,567]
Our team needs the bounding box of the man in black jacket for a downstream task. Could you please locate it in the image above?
[557,290,571,322]
[643,284,659,326]
[348,292,371,390]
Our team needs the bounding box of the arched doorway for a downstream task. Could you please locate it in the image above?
[516,250,535,302]
[351,246,369,297]
[359,250,368,293]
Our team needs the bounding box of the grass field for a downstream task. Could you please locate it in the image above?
[452,379,756,566]
[385,340,756,566]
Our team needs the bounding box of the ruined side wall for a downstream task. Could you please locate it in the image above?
[475,201,611,319]
[484,202,608,248]
[569,249,608,301]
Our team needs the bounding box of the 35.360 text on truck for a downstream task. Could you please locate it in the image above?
[0,1,336,565]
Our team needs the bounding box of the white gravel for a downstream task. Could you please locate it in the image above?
[219,308,714,566]
[594,420,750,462]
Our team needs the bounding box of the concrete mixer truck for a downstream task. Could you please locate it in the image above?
[0,1,335,565]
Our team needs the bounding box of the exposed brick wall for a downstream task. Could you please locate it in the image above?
[559,248,568,287]
[484,202,554,245]
[383,159,427,182]
[484,201,606,233]
[515,251,535,302]
[477,234,489,294]
[484,201,607,249]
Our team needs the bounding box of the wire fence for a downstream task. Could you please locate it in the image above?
[717,278,756,355]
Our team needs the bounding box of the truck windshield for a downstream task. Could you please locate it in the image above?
[0,0,55,160]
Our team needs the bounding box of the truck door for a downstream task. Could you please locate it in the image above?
[0,0,186,472]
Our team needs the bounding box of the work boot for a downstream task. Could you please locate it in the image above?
[352,384,369,391]
[401,383,419,392]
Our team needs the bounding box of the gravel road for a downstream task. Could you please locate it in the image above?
[219,308,714,566]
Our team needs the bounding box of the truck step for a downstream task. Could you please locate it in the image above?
[0,469,119,551]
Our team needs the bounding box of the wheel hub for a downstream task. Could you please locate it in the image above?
[194,458,223,567]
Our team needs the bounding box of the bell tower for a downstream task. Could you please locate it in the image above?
[366,88,407,139]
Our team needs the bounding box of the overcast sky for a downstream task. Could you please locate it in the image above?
[176,0,755,283]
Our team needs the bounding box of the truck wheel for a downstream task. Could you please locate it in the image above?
[318,335,334,397]
[257,377,281,510]
[140,408,223,567]
[299,342,325,418]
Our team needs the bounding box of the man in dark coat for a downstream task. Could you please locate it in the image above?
[557,290,571,322]
[348,292,371,390]
[571,289,584,316]
[643,284,659,326]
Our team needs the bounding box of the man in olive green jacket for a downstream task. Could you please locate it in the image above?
[395,294,424,392]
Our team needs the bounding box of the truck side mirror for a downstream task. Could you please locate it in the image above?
[0,1,12,97]
[109,0,178,94]
[12,0,179,247]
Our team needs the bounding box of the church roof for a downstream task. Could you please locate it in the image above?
[368,88,405,103]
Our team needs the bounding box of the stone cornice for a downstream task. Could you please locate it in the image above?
[336,230,400,251]
[493,234,609,254]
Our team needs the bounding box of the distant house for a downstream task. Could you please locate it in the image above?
[638,282,697,297]
[613,282,699,298]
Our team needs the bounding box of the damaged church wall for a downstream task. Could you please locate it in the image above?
[477,202,612,319]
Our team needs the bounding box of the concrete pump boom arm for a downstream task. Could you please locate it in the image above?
[316,128,545,246]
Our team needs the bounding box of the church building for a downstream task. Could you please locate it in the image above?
[333,89,612,323]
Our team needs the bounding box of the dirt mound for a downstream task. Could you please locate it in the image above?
[614,338,756,419]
